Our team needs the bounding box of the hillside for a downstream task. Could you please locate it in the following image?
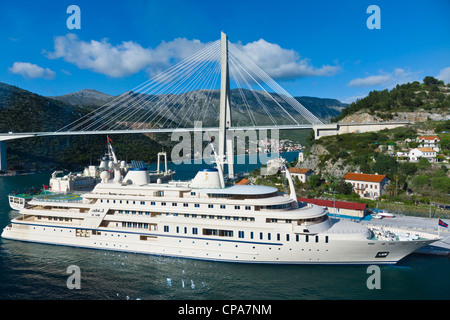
[50,88,347,126]
[333,77,450,123]
[297,120,450,204]
[0,82,83,132]
[0,82,166,171]
[48,89,114,107]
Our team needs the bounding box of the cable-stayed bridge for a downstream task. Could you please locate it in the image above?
[0,32,323,172]
[0,32,409,172]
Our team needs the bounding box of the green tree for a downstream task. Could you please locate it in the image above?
[309,174,321,189]
[431,176,450,193]
[423,76,439,86]
[334,180,353,195]
[371,154,399,176]
[400,162,418,175]
[412,174,430,187]
[417,157,431,169]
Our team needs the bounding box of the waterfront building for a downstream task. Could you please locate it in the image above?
[344,172,389,200]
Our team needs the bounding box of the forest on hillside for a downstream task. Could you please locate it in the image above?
[333,77,450,122]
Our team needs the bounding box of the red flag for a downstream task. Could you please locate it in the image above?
[107,136,113,143]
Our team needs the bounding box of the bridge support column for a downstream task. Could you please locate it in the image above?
[0,141,6,172]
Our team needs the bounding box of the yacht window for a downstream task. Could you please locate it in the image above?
[234,205,240,210]
[172,203,177,206]
[245,206,251,210]
[183,203,188,207]
[220,205,225,209]
[238,231,244,238]
[151,201,155,205]
[208,204,214,208]
[161,202,166,206]
[192,227,198,235]
[195,204,200,208]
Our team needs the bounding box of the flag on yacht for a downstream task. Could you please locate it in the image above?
[438,219,448,228]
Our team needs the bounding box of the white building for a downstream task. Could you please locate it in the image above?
[417,136,440,152]
[344,172,390,200]
[289,168,314,183]
[409,147,437,162]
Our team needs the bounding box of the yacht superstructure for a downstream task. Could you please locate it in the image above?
[7,138,173,210]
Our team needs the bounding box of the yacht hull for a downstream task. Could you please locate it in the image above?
[1,220,437,265]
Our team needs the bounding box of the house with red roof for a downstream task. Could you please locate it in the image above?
[298,197,368,219]
[344,172,390,200]
[417,136,440,151]
[288,168,314,183]
[409,147,437,162]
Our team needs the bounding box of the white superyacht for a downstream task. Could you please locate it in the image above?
[1,147,440,264]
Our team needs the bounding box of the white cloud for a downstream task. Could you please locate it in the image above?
[348,68,420,88]
[235,39,340,80]
[9,62,55,79]
[348,74,392,87]
[46,33,210,78]
[45,34,340,80]
[437,67,450,83]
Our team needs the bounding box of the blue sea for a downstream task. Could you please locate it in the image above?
[0,152,449,301]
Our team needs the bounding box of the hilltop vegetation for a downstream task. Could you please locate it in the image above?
[333,76,450,123]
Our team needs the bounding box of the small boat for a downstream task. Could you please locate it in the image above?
[378,211,395,218]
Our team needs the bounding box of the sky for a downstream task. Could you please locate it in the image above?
[0,0,449,103]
